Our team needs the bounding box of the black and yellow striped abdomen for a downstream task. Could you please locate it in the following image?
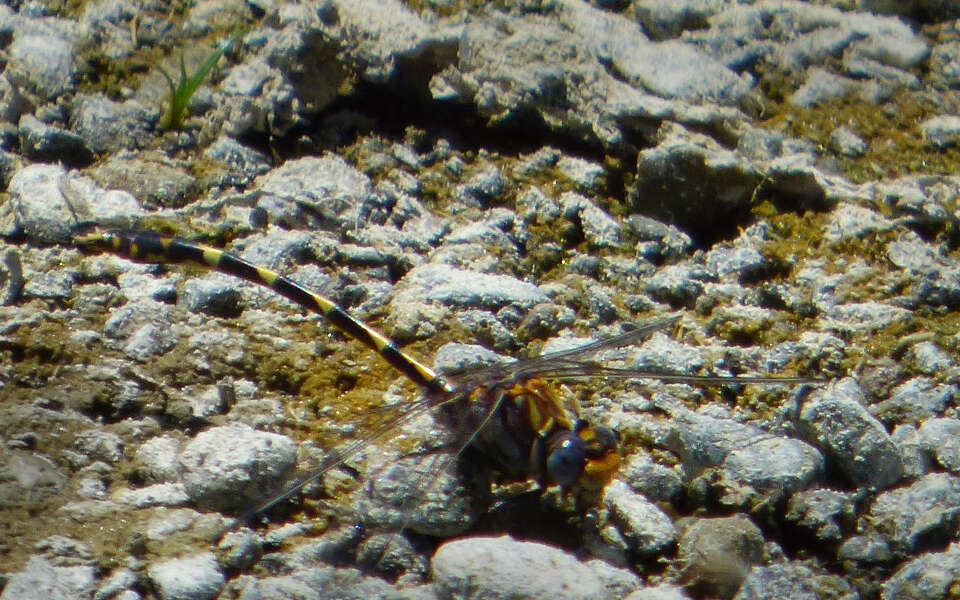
[76,230,453,396]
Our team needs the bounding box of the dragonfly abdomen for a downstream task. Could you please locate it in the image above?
[76,229,452,396]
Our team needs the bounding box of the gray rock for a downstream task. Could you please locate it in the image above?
[630,331,705,376]
[216,56,300,138]
[625,583,693,600]
[362,452,476,537]
[789,68,863,108]
[784,488,855,543]
[887,232,941,272]
[433,536,637,600]
[624,215,692,260]
[929,42,960,88]
[7,164,80,243]
[202,135,272,186]
[916,267,960,309]
[644,264,709,307]
[23,270,75,300]
[73,429,124,464]
[433,342,506,375]
[892,424,936,479]
[70,95,155,154]
[918,418,960,473]
[561,192,622,249]
[444,219,516,250]
[677,515,764,598]
[7,29,78,100]
[7,164,144,242]
[455,309,519,350]
[823,203,891,243]
[796,378,905,490]
[76,477,107,500]
[733,562,855,600]
[94,568,139,600]
[181,275,243,318]
[634,0,719,40]
[56,499,123,521]
[18,114,94,165]
[328,0,452,83]
[633,123,760,231]
[167,384,229,422]
[846,28,929,70]
[516,187,561,225]
[820,302,910,334]
[722,436,824,496]
[0,555,96,600]
[34,535,94,566]
[872,378,954,424]
[1,247,25,305]
[620,449,683,504]
[147,553,225,600]
[355,532,429,579]
[604,480,677,554]
[144,509,214,542]
[254,154,372,230]
[180,423,297,511]
[762,152,864,206]
[878,177,956,222]
[231,574,323,600]
[556,156,605,190]
[90,154,198,210]
[655,402,804,481]
[463,165,505,203]
[0,449,66,508]
[615,37,751,104]
[920,116,960,150]
[775,26,860,73]
[103,299,176,360]
[560,0,752,104]
[881,542,960,600]
[117,483,190,508]
[429,10,733,152]
[0,72,28,124]
[395,263,549,311]
[842,53,920,90]
[218,529,263,572]
[906,341,954,375]
[837,534,893,565]
[828,126,867,158]
[704,244,767,281]
[234,564,417,600]
[868,472,960,553]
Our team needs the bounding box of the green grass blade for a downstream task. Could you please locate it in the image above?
[159,30,245,131]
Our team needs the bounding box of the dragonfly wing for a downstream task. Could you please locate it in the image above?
[359,387,508,573]
[448,316,681,390]
[531,364,823,385]
[232,391,462,529]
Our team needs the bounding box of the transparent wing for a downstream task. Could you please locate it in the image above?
[359,393,505,571]
[525,364,822,385]
[230,389,464,530]
[448,316,682,392]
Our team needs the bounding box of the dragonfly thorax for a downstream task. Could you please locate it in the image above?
[457,377,621,492]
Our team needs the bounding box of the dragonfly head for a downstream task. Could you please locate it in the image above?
[545,421,620,490]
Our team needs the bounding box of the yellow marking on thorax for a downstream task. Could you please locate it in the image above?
[505,379,575,438]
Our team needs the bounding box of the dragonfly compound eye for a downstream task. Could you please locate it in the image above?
[546,433,587,487]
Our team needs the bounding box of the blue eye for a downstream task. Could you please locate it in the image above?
[546,434,586,487]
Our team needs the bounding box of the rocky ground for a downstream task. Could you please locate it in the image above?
[2,0,960,599]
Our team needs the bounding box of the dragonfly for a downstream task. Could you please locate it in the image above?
[75,228,819,538]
